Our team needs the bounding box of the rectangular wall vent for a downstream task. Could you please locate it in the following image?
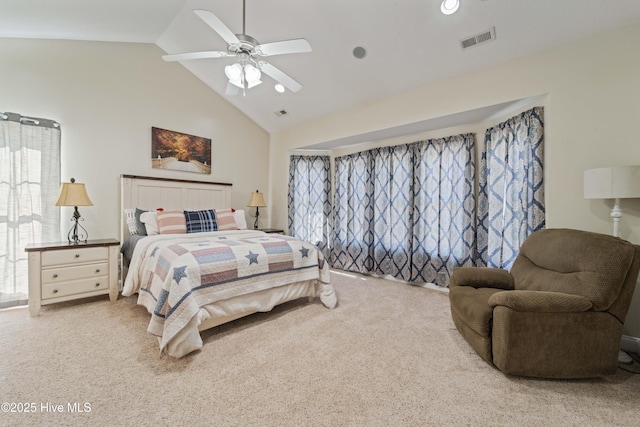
[460,27,496,50]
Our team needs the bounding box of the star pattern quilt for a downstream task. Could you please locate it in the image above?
[122,230,334,354]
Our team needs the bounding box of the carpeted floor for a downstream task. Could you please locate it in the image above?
[1,270,639,426]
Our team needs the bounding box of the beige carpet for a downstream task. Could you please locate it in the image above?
[1,270,639,426]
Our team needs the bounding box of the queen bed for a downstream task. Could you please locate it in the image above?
[120,175,337,358]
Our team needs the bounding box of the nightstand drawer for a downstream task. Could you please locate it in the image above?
[41,262,108,284]
[41,247,108,266]
[41,277,109,300]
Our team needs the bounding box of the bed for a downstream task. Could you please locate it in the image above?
[119,175,337,357]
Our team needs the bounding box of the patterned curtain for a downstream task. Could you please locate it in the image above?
[477,107,545,269]
[331,134,476,286]
[411,134,476,285]
[0,112,61,308]
[331,151,374,273]
[287,155,332,258]
[371,145,414,279]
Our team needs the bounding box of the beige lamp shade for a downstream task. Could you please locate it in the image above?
[584,165,640,199]
[54,179,94,207]
[247,190,267,207]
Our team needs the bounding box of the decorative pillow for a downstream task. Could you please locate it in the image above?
[135,208,148,236]
[234,209,248,230]
[140,211,159,235]
[184,209,217,233]
[124,209,139,235]
[156,210,187,234]
[215,208,240,230]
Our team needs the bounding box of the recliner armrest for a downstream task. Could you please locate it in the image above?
[488,290,593,312]
[449,267,515,290]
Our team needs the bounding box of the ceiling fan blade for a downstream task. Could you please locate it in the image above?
[193,9,240,45]
[256,39,312,57]
[260,62,303,93]
[162,51,230,62]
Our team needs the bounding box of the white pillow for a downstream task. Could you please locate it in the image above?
[140,211,159,235]
[124,208,139,235]
[234,209,248,230]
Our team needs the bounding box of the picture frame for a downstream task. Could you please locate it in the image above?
[151,127,212,174]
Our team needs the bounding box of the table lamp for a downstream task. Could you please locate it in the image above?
[54,178,94,244]
[247,190,267,230]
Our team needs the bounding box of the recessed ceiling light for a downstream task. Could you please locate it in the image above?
[274,83,285,93]
[441,0,460,15]
[353,46,367,59]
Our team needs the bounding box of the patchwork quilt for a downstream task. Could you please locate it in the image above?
[122,230,333,354]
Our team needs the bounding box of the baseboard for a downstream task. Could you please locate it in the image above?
[621,335,640,354]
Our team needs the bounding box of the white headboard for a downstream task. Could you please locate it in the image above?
[120,174,232,242]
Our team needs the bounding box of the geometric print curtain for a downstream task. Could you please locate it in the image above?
[331,150,374,274]
[287,155,332,259]
[0,112,61,308]
[331,133,476,286]
[477,107,545,270]
[410,134,476,286]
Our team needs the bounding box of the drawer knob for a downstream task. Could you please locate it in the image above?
[95,283,100,287]
[74,254,80,258]
[53,274,58,279]
[95,268,101,273]
[52,289,58,294]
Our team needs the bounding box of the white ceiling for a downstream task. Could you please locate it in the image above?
[3,0,640,141]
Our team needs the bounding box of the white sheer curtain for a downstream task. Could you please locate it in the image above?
[0,112,60,308]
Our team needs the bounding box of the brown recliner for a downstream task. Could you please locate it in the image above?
[449,228,640,378]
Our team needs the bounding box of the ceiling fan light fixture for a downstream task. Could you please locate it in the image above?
[243,63,261,83]
[225,62,262,89]
[225,63,243,81]
[441,0,460,15]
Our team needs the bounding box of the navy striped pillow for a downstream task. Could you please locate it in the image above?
[184,209,218,233]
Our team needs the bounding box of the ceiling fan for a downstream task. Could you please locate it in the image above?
[162,1,311,96]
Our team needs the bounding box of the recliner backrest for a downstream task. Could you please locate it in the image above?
[510,228,636,312]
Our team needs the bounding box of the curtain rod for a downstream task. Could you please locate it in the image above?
[0,112,60,128]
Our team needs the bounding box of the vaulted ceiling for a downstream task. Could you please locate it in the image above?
[3,0,640,136]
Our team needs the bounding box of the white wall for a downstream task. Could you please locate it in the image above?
[270,22,640,339]
[0,37,269,241]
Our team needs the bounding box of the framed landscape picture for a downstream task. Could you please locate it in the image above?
[151,127,212,174]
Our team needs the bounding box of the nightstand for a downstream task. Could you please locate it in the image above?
[259,228,284,234]
[25,239,120,317]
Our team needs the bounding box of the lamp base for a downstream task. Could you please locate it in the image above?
[254,207,260,230]
[67,206,88,245]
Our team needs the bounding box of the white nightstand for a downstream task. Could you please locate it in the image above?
[25,239,120,317]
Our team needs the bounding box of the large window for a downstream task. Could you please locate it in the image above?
[331,134,476,286]
[287,107,544,286]
[0,112,60,308]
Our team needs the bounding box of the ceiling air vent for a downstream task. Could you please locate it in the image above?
[460,27,496,50]
[274,109,288,117]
